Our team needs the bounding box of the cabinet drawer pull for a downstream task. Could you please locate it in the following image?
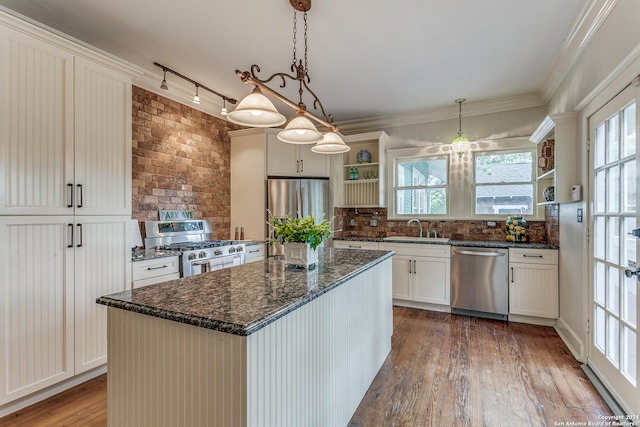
[296,160,300,173]
[522,254,543,258]
[511,267,514,283]
[249,249,261,253]
[67,183,73,208]
[147,265,168,271]
[76,184,83,208]
[76,224,83,247]
[413,260,416,274]
[409,259,412,274]
[348,245,362,249]
[300,159,304,172]
[67,223,74,248]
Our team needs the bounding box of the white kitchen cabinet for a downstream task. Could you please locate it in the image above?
[0,216,75,405]
[245,244,266,263]
[132,256,181,288]
[0,11,139,407]
[267,133,329,177]
[230,128,269,241]
[74,217,131,374]
[508,248,559,319]
[333,240,379,250]
[379,242,450,307]
[0,23,136,216]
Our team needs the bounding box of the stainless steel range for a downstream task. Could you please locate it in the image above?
[144,219,245,277]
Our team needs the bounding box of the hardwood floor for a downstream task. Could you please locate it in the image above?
[349,307,612,426]
[0,307,611,426]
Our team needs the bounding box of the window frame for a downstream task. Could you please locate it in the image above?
[471,147,539,219]
[388,151,450,220]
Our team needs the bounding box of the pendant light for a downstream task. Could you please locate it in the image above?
[451,98,469,158]
[160,69,169,90]
[226,86,286,127]
[277,110,323,144]
[221,99,228,116]
[311,132,351,154]
[192,84,200,104]
[230,0,348,152]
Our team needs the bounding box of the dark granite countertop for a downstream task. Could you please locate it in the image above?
[132,248,182,262]
[334,237,558,250]
[99,248,394,336]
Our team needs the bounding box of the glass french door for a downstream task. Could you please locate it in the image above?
[588,85,639,416]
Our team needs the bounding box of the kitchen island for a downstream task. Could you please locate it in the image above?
[97,248,393,427]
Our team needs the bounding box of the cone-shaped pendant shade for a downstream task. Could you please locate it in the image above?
[227,87,286,127]
[311,132,351,154]
[277,112,324,144]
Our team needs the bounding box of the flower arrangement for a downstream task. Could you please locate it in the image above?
[505,215,527,242]
[268,213,332,250]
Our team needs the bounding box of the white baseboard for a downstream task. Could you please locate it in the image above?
[393,299,451,313]
[554,317,585,362]
[0,365,107,419]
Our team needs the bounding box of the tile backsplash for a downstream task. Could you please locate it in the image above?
[333,207,557,244]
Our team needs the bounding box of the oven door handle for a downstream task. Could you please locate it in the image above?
[192,259,211,273]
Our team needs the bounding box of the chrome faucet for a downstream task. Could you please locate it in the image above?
[432,229,438,238]
[407,219,423,238]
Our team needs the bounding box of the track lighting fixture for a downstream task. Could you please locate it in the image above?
[229,0,350,154]
[160,69,168,90]
[193,85,200,104]
[221,99,228,116]
[153,62,236,116]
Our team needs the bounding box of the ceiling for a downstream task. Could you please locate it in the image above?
[0,0,591,124]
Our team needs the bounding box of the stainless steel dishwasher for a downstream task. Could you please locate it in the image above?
[450,246,509,320]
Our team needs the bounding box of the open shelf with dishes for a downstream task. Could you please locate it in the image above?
[332,131,389,207]
[530,113,577,206]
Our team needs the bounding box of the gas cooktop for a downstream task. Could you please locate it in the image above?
[157,240,241,252]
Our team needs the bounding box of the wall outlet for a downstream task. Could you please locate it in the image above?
[369,219,378,227]
[349,218,356,226]
[577,208,583,223]
[486,221,497,227]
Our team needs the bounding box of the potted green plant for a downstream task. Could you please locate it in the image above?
[269,213,332,269]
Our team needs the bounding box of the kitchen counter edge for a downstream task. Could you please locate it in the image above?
[334,237,558,250]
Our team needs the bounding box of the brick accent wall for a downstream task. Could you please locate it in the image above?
[333,207,553,243]
[131,86,240,239]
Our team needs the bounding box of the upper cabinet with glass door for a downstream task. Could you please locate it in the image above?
[530,113,578,205]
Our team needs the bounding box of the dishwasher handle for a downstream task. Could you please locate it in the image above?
[453,249,506,257]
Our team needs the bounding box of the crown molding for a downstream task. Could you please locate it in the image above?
[539,0,618,102]
[335,93,545,135]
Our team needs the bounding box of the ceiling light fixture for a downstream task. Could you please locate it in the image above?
[228,0,350,154]
[221,99,228,116]
[451,98,470,158]
[153,62,236,115]
[160,69,168,90]
[192,84,200,104]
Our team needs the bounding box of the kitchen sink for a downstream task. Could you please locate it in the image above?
[382,236,451,243]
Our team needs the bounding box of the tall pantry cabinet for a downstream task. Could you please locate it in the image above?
[0,11,140,407]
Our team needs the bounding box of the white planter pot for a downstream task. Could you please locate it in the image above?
[283,242,319,269]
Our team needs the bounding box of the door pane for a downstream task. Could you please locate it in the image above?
[595,123,606,168]
[596,306,606,352]
[595,217,606,259]
[595,170,606,213]
[608,266,620,315]
[622,160,636,212]
[607,217,620,264]
[623,103,636,157]
[608,165,620,212]
[622,327,637,385]
[595,261,606,305]
[623,218,637,268]
[622,274,637,328]
[608,114,619,163]
[608,314,620,366]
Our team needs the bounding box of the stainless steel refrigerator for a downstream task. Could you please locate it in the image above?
[267,178,330,257]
